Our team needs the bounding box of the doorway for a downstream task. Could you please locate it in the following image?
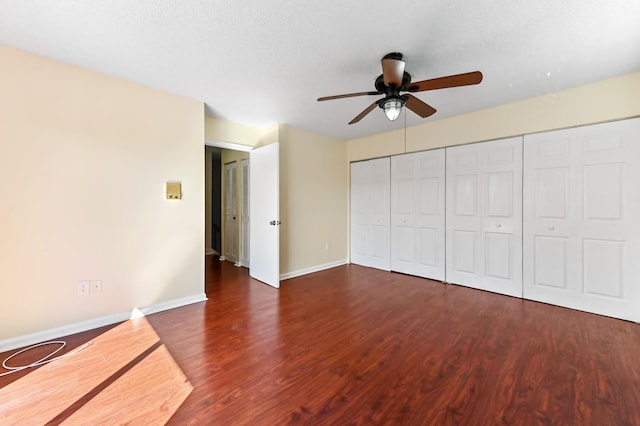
[205,147,222,255]
[205,145,251,267]
[205,140,280,289]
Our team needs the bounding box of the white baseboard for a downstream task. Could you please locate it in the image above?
[136,293,207,316]
[0,293,207,353]
[280,259,348,281]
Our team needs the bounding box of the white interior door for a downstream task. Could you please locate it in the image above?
[240,158,250,268]
[523,118,640,321]
[350,158,390,270]
[446,137,523,297]
[224,162,238,263]
[391,149,445,280]
[249,143,280,288]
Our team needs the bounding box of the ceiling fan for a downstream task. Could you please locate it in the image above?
[317,52,483,124]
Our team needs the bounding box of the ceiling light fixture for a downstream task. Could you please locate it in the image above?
[381,96,406,121]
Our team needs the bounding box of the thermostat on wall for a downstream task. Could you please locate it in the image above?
[166,182,182,200]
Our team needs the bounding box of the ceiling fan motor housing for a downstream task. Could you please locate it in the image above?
[374,73,412,94]
[382,52,404,61]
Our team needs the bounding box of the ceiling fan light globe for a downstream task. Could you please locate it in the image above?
[383,98,402,121]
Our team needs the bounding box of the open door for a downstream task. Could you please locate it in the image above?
[249,143,280,288]
[240,158,250,268]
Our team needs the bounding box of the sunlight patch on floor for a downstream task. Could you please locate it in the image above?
[0,317,192,424]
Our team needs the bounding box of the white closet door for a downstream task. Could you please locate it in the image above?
[523,118,640,321]
[224,162,238,263]
[446,137,523,297]
[391,149,445,280]
[350,160,369,267]
[350,158,390,271]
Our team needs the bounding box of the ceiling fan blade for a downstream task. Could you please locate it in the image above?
[406,71,483,92]
[382,57,405,87]
[318,91,380,101]
[403,94,437,118]
[349,101,379,125]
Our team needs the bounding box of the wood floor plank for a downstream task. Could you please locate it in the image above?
[2,257,640,424]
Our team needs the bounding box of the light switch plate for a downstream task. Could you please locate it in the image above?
[166,182,182,200]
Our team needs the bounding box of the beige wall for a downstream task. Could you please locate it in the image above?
[348,72,640,161]
[0,45,205,341]
[278,125,348,274]
[205,117,278,148]
[205,116,264,147]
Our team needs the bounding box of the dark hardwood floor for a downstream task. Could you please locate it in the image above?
[2,257,640,424]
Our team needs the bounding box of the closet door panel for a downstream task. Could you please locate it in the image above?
[350,161,370,267]
[391,149,445,280]
[485,232,512,280]
[369,158,391,270]
[416,227,438,268]
[350,158,391,270]
[533,236,569,290]
[523,118,640,321]
[446,137,523,297]
[414,150,445,280]
[452,230,477,274]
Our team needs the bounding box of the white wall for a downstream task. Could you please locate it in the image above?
[0,45,205,342]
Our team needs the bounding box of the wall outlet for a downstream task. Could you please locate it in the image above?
[92,280,102,293]
[77,280,90,296]
[325,242,331,251]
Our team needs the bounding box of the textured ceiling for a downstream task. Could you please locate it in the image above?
[0,0,639,141]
